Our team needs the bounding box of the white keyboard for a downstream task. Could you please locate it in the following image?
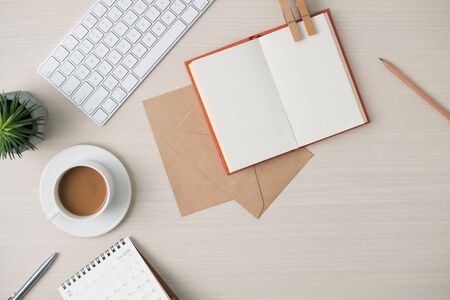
[38,0,214,126]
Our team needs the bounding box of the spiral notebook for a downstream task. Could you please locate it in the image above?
[58,237,178,300]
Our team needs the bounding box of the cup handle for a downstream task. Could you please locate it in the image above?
[47,208,60,220]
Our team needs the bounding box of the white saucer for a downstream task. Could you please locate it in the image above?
[40,145,132,238]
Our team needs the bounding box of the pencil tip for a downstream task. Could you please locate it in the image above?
[378,57,384,61]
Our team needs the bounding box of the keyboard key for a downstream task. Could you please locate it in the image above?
[113,21,129,36]
[98,18,113,32]
[88,71,103,86]
[61,76,81,96]
[82,13,98,28]
[104,75,119,90]
[53,46,69,61]
[151,21,167,36]
[92,109,108,124]
[132,0,148,14]
[92,3,107,17]
[69,50,85,65]
[107,50,122,65]
[134,20,186,78]
[79,39,94,54]
[123,11,138,26]
[112,87,127,102]
[155,0,170,10]
[122,54,138,68]
[85,54,100,68]
[98,61,113,76]
[102,0,115,6]
[136,17,151,32]
[63,35,79,50]
[60,61,75,75]
[126,28,142,43]
[94,43,110,58]
[145,7,161,21]
[83,87,108,114]
[181,7,199,24]
[121,74,139,92]
[141,32,157,47]
[161,11,176,25]
[132,43,147,58]
[117,39,132,54]
[88,28,104,43]
[108,7,123,21]
[50,71,66,86]
[104,32,119,47]
[39,57,59,77]
[113,65,128,79]
[75,65,90,79]
[171,0,186,14]
[72,82,94,104]
[193,0,208,10]
[117,0,132,11]
[73,24,88,39]
[101,98,118,113]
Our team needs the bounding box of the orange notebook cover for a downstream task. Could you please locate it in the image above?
[186,9,369,175]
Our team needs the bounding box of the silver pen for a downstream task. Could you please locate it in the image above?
[9,252,58,300]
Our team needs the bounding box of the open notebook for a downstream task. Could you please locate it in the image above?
[58,237,177,300]
[186,10,368,174]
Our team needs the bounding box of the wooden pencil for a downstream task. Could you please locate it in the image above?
[379,58,450,121]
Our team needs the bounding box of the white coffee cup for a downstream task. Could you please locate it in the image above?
[46,160,115,221]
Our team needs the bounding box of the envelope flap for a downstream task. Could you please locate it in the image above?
[143,86,233,216]
[164,89,264,218]
[255,148,313,214]
[143,86,195,136]
[175,100,211,135]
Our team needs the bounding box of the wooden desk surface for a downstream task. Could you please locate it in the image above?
[1,1,449,299]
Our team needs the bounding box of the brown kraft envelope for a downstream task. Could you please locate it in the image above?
[143,86,313,218]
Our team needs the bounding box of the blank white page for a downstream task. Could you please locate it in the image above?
[260,12,367,146]
[189,39,297,173]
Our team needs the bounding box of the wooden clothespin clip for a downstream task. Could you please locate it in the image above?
[279,0,302,42]
[279,0,315,42]
[296,0,315,36]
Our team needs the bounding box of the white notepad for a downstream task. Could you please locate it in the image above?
[58,237,175,300]
[187,10,368,174]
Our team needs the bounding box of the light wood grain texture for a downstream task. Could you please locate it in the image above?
[0,0,449,299]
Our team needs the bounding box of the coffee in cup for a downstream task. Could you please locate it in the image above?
[46,160,115,221]
[58,166,107,216]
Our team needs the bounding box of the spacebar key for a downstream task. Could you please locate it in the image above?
[133,20,187,78]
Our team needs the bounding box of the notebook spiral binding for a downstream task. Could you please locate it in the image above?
[61,238,126,290]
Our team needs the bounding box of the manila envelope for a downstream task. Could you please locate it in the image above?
[143,86,313,218]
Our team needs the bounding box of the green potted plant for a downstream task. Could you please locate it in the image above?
[0,91,47,159]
